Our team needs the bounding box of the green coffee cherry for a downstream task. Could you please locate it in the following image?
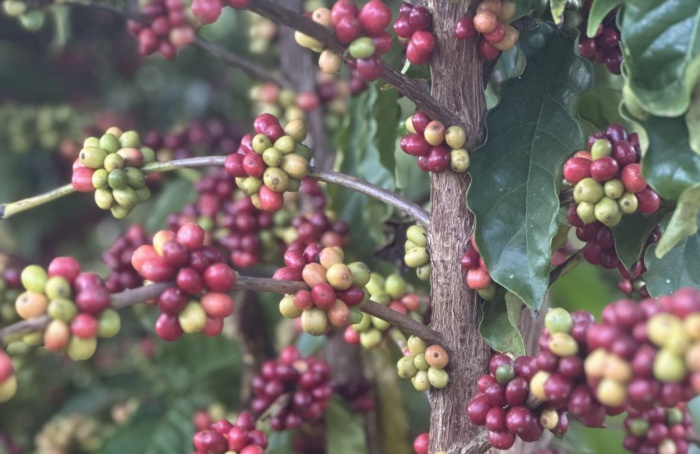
[140,147,156,164]
[91,168,109,189]
[407,335,427,355]
[21,265,48,293]
[406,225,428,248]
[348,306,363,324]
[353,313,372,331]
[44,276,71,300]
[47,298,78,322]
[405,247,429,268]
[385,273,406,299]
[427,367,449,388]
[544,308,573,334]
[97,309,121,338]
[371,315,390,331]
[134,186,151,203]
[119,130,141,148]
[113,186,138,208]
[591,139,612,160]
[125,168,146,188]
[252,134,272,153]
[274,135,296,154]
[263,167,290,192]
[279,294,302,318]
[240,177,263,196]
[618,192,638,214]
[495,364,515,384]
[365,273,386,296]
[450,148,470,173]
[477,283,496,301]
[416,264,432,281]
[414,353,430,371]
[595,197,621,226]
[412,370,431,391]
[280,154,309,179]
[287,178,302,192]
[301,308,329,336]
[108,169,128,189]
[604,179,624,199]
[263,148,283,167]
[95,189,115,210]
[360,328,382,348]
[67,336,97,361]
[574,178,604,204]
[79,147,108,169]
[445,126,467,149]
[653,349,686,383]
[576,202,597,224]
[397,356,418,379]
[103,153,125,171]
[294,144,313,160]
[348,37,376,59]
[100,133,120,153]
[405,240,417,252]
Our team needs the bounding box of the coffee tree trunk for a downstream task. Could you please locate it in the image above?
[425,0,491,452]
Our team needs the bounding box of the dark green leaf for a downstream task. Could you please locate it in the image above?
[578,65,628,132]
[686,84,700,154]
[612,208,671,269]
[142,178,195,232]
[267,431,294,454]
[372,86,400,175]
[619,0,700,116]
[549,262,616,315]
[468,23,594,309]
[644,233,700,296]
[479,291,525,356]
[325,397,368,454]
[640,114,700,201]
[514,0,546,19]
[97,399,194,454]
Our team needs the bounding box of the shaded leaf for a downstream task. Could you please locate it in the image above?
[579,65,628,132]
[267,431,294,454]
[296,332,326,357]
[620,0,700,116]
[656,184,700,257]
[612,208,671,269]
[644,233,700,296]
[372,86,400,174]
[550,0,568,25]
[640,114,700,201]
[325,397,368,454]
[468,24,594,309]
[686,83,700,154]
[514,0,546,19]
[586,0,621,38]
[479,291,525,356]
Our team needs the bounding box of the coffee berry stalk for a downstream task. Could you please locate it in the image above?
[14,257,119,362]
[454,0,519,61]
[276,244,370,336]
[397,336,449,391]
[402,111,470,174]
[71,127,155,219]
[224,114,311,213]
[347,272,424,348]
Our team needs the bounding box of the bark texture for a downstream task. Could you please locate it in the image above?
[425,0,491,452]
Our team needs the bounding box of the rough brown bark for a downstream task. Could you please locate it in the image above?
[424,1,491,452]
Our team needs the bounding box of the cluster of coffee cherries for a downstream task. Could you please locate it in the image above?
[346,273,424,347]
[249,83,306,124]
[402,112,470,174]
[126,0,196,59]
[131,223,237,341]
[393,2,435,65]
[461,234,499,301]
[103,225,149,293]
[276,245,370,336]
[454,0,518,61]
[335,376,375,413]
[623,404,695,454]
[468,352,568,450]
[0,102,86,154]
[0,350,16,403]
[250,346,333,431]
[0,264,22,324]
[192,412,268,454]
[298,0,393,81]
[71,127,155,219]
[13,258,119,361]
[616,228,660,298]
[191,0,248,25]
[404,225,431,281]
[277,205,350,253]
[578,0,622,74]
[397,336,449,391]
[224,115,310,212]
[245,10,278,55]
[563,125,660,228]
[142,117,241,162]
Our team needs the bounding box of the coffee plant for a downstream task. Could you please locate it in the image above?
[0,0,699,453]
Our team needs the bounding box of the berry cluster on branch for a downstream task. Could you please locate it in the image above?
[127,0,196,59]
[397,336,450,391]
[394,2,435,65]
[623,404,695,454]
[401,111,470,174]
[454,0,518,61]
[193,412,268,454]
[461,234,499,301]
[578,0,622,74]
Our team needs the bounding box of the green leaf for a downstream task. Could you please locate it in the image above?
[644,233,700,296]
[295,332,326,356]
[686,83,700,154]
[372,86,400,175]
[579,65,628,132]
[97,399,194,454]
[620,0,700,116]
[586,0,621,38]
[550,0,568,25]
[468,23,594,310]
[325,397,369,454]
[640,114,700,201]
[656,184,700,257]
[612,208,671,269]
[267,431,294,454]
[479,291,525,356]
[514,0,546,19]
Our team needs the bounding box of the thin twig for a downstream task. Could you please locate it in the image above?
[548,249,584,285]
[247,0,462,127]
[0,184,75,220]
[0,276,443,347]
[193,37,294,89]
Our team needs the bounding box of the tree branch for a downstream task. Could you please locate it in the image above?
[0,184,75,220]
[247,0,463,128]
[193,37,294,89]
[0,276,443,346]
